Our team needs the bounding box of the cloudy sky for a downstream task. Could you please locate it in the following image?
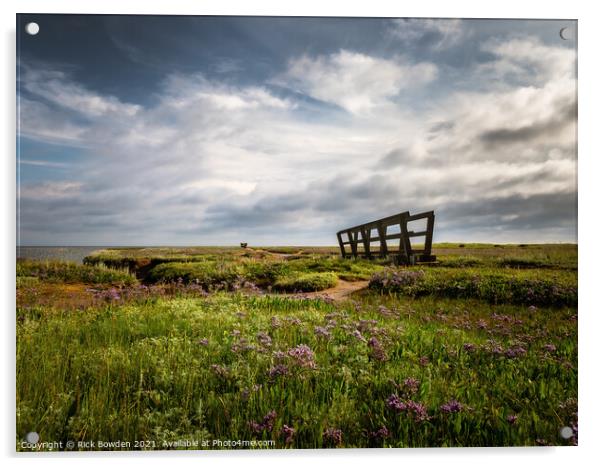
[17,15,577,246]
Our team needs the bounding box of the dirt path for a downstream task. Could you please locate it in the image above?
[277,279,370,302]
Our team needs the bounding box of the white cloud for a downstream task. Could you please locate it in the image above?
[478,35,576,85]
[388,19,467,50]
[21,66,141,117]
[275,50,437,115]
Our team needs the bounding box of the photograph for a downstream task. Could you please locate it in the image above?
[16,14,577,450]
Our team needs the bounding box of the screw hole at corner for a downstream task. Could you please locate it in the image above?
[25,22,39,36]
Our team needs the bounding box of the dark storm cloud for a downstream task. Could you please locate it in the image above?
[480,100,577,148]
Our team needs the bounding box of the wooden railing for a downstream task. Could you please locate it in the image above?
[336,210,436,264]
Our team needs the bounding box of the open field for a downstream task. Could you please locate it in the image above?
[16,244,577,449]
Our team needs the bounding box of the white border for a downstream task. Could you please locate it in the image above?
[3,1,600,465]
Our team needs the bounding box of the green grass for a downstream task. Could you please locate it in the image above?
[273,272,339,292]
[17,259,136,286]
[16,243,578,450]
[17,293,577,449]
[369,267,577,307]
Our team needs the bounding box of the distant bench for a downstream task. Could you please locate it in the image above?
[336,210,436,265]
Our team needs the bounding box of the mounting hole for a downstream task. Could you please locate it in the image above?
[25,22,39,35]
[559,426,574,439]
[25,431,39,443]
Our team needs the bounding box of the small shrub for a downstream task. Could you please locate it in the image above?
[274,272,338,292]
[16,259,136,285]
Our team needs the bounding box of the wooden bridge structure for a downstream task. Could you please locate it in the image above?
[336,210,436,265]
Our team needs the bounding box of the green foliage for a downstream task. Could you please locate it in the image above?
[17,293,577,449]
[16,259,136,285]
[369,267,576,307]
[17,244,577,449]
[273,272,339,292]
[148,261,242,288]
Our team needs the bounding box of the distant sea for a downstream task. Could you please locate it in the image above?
[16,246,106,264]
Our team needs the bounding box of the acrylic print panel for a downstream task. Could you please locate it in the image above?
[16,14,577,451]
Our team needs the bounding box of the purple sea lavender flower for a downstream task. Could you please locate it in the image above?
[543,343,557,353]
[268,364,289,379]
[314,326,332,340]
[386,394,406,413]
[405,400,430,422]
[368,337,387,361]
[504,346,527,358]
[369,425,390,439]
[358,319,378,332]
[463,343,476,352]
[287,344,317,369]
[281,425,295,444]
[440,399,464,414]
[506,414,518,425]
[270,316,281,329]
[210,364,229,378]
[323,428,343,446]
[249,410,277,434]
[403,377,421,395]
[351,329,366,342]
[256,331,272,347]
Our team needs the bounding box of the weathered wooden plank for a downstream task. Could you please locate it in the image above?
[337,210,435,264]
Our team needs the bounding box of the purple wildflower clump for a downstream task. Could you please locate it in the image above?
[368,337,388,361]
[210,364,230,378]
[440,399,464,414]
[403,377,421,395]
[314,326,332,340]
[419,356,430,366]
[323,427,343,446]
[256,331,272,348]
[504,346,527,359]
[463,343,476,352]
[249,410,277,434]
[268,364,289,379]
[386,395,429,422]
[281,425,295,445]
[369,268,425,291]
[197,338,209,346]
[369,425,390,440]
[506,414,518,425]
[386,394,406,413]
[405,400,430,422]
[287,344,317,369]
[358,319,378,332]
[543,343,557,353]
[270,316,281,329]
[231,336,255,353]
[351,329,366,343]
[378,305,397,318]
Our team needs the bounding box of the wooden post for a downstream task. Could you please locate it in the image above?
[361,227,371,259]
[337,232,346,258]
[399,212,412,263]
[424,212,434,256]
[377,221,388,258]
